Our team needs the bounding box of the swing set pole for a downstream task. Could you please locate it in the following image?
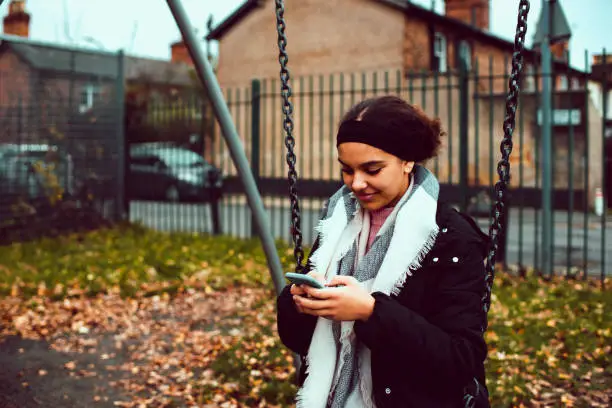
[165,0,286,295]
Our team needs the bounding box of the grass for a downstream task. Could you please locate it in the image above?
[0,224,610,407]
[0,222,298,298]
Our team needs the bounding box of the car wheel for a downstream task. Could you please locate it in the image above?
[165,185,180,202]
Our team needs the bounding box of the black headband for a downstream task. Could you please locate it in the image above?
[336,120,414,162]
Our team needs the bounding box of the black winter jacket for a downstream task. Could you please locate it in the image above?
[276,203,490,407]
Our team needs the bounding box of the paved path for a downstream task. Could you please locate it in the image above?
[0,334,128,408]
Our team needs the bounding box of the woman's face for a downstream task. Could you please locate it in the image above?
[337,142,413,211]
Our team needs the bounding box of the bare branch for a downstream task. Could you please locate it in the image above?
[128,20,139,53]
[62,0,74,44]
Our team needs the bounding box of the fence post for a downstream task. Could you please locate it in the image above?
[600,50,608,286]
[459,51,470,213]
[116,49,127,221]
[251,79,262,237]
[209,169,222,236]
[540,0,554,278]
[68,50,75,114]
[17,95,23,146]
[582,50,590,279]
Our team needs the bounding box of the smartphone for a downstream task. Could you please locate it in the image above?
[285,272,325,289]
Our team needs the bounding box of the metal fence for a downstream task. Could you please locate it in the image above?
[111,54,609,279]
[0,48,126,242]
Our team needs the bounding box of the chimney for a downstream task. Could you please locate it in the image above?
[3,0,30,38]
[550,41,569,62]
[593,54,609,66]
[170,40,193,66]
[444,0,489,31]
[591,53,611,83]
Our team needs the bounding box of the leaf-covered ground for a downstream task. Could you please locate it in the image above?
[0,224,610,407]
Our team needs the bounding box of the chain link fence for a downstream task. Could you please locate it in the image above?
[0,46,125,243]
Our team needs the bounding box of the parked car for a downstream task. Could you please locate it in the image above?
[0,143,74,200]
[128,144,223,202]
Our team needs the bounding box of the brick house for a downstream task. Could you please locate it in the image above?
[0,38,196,111]
[207,0,584,90]
[0,0,207,215]
[204,0,605,208]
[0,0,198,138]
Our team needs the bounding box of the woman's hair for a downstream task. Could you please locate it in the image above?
[338,95,444,162]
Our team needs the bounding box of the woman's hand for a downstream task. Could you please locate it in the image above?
[293,276,375,322]
[290,271,326,313]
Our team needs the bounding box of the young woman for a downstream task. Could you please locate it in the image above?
[276,96,490,408]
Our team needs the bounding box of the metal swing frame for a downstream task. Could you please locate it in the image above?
[165,0,287,294]
[270,2,531,404]
[169,1,529,393]
[0,0,528,305]
[269,0,531,325]
[165,0,529,322]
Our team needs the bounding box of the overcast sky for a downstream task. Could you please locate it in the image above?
[2,0,611,70]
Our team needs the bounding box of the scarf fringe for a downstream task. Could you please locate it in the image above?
[358,349,376,408]
[310,188,353,276]
[311,194,362,280]
[311,216,334,269]
[295,353,312,408]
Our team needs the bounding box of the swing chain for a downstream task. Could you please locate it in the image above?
[483,0,530,322]
[275,0,305,273]
[465,4,529,404]
[274,0,529,324]
[274,0,529,403]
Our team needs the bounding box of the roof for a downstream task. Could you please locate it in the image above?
[125,57,193,86]
[0,34,194,86]
[207,0,520,52]
[532,0,572,46]
[205,0,587,76]
[206,0,265,41]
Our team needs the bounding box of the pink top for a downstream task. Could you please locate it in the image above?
[366,206,395,253]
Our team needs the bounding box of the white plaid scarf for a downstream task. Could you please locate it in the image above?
[296,165,440,408]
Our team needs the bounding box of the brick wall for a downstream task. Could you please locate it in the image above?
[402,16,431,72]
[215,0,405,87]
[207,0,601,201]
[445,0,489,30]
[0,49,35,144]
[470,41,512,94]
[205,68,547,191]
[208,0,538,186]
[0,49,34,106]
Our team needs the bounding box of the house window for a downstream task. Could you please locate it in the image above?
[79,83,101,113]
[433,32,447,73]
[524,65,535,91]
[558,75,568,91]
[457,40,471,70]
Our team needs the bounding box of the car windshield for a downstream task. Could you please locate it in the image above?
[157,149,205,167]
